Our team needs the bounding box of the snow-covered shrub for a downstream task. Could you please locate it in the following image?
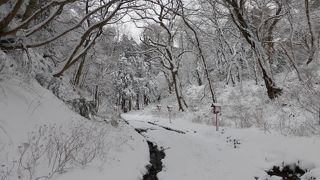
[281,120,320,137]
[221,88,259,128]
[269,70,320,136]
[233,104,253,128]
[209,74,320,135]
[184,85,205,112]
[0,121,109,180]
[253,107,272,133]
[189,109,211,125]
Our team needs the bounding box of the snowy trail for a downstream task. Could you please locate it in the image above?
[126,118,238,180]
[123,112,320,180]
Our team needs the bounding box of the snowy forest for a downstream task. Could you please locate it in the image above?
[0,0,320,180]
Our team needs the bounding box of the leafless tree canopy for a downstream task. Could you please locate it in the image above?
[0,0,319,110]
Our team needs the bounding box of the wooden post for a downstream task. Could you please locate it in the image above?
[211,103,221,131]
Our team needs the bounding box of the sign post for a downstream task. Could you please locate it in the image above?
[156,104,162,112]
[211,103,221,131]
[155,104,162,123]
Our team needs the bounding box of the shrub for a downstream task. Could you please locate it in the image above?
[0,121,109,180]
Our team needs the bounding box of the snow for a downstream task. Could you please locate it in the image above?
[1,0,320,179]
[122,110,320,180]
[55,123,149,180]
[0,77,149,180]
[0,55,319,180]
[1,74,319,180]
[0,78,79,147]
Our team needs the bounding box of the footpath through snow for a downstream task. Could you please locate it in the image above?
[122,111,320,180]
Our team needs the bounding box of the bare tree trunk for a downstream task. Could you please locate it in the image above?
[253,57,259,85]
[265,35,275,79]
[128,98,132,112]
[257,57,282,99]
[74,0,91,86]
[305,0,316,64]
[179,78,189,109]
[171,70,185,111]
[196,67,203,86]
[144,94,149,106]
[136,93,140,110]
[164,72,173,94]
[74,55,86,85]
[121,98,126,112]
[157,94,161,102]
[0,0,10,7]
[0,0,24,31]
[94,85,99,111]
[230,73,235,87]
[263,2,282,78]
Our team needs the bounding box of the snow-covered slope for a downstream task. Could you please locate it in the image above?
[0,77,149,180]
[0,78,82,147]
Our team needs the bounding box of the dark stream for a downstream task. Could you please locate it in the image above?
[134,128,165,180]
[142,140,165,180]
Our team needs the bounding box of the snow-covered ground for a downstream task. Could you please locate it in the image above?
[1,76,319,180]
[123,111,320,180]
[0,78,148,180]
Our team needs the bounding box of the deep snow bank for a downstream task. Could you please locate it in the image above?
[0,78,149,180]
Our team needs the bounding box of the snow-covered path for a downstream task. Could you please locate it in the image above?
[123,112,320,180]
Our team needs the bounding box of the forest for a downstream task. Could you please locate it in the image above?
[0,0,320,180]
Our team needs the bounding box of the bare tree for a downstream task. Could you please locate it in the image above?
[134,0,188,111]
[176,0,217,103]
[219,0,283,99]
[73,0,95,86]
[53,0,136,77]
[0,0,137,77]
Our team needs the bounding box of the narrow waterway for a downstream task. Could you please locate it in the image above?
[134,128,165,180]
[143,140,165,180]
